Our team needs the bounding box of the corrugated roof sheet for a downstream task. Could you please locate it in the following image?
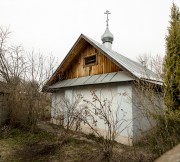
[50,71,134,89]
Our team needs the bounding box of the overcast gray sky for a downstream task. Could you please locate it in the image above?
[1,0,180,62]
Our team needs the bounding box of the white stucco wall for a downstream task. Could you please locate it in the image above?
[132,84,163,141]
[51,82,133,145]
[51,90,65,125]
[51,81,164,145]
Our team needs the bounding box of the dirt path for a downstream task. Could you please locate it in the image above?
[37,121,96,144]
[0,122,157,162]
[0,139,19,161]
[37,121,59,134]
[154,144,180,162]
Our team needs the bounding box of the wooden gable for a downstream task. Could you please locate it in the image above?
[64,44,121,79]
[45,34,123,88]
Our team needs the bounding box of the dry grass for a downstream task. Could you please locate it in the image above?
[0,126,159,162]
[0,128,101,162]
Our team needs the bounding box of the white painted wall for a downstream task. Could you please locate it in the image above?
[132,84,163,140]
[51,82,133,145]
[51,82,164,145]
[117,84,133,138]
[51,90,64,125]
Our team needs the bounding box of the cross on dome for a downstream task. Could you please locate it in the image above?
[101,10,114,49]
[104,10,111,27]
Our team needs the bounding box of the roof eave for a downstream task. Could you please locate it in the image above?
[43,34,87,90]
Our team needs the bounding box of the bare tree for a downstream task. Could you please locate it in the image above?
[137,53,163,79]
[51,93,83,145]
[78,89,132,161]
[0,27,57,131]
[131,78,179,156]
[26,51,57,89]
[133,53,179,155]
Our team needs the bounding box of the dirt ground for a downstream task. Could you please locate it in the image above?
[0,122,156,162]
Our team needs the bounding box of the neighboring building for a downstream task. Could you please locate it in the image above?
[43,14,163,145]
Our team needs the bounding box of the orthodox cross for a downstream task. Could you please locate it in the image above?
[104,10,111,27]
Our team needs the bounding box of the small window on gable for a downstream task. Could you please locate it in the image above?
[84,54,97,67]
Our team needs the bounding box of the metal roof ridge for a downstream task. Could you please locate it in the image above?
[86,36,160,81]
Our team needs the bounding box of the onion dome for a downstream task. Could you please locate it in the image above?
[101,27,114,44]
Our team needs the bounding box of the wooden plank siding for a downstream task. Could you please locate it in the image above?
[64,44,121,79]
